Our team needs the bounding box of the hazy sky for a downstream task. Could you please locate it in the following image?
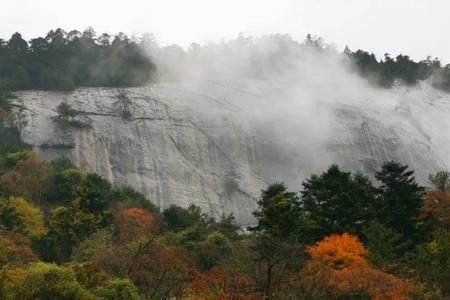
[2,0,449,62]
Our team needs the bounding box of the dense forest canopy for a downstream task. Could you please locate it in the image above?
[1,93,450,299]
[0,28,156,91]
[1,29,450,92]
[346,47,450,90]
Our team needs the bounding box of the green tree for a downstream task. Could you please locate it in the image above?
[56,102,77,121]
[73,173,112,214]
[48,168,82,204]
[348,49,380,77]
[244,184,308,299]
[301,165,377,239]
[44,172,113,262]
[163,204,209,232]
[48,157,81,203]
[7,33,28,56]
[0,197,18,231]
[375,161,425,241]
[47,206,77,262]
[253,183,309,240]
[197,231,232,270]
[0,150,28,171]
[15,263,94,300]
[428,171,450,192]
[12,66,30,89]
[412,231,450,295]
[95,278,141,300]
[208,214,240,240]
[47,205,106,262]
[111,186,159,214]
[363,221,406,268]
[51,156,76,173]
[71,229,113,263]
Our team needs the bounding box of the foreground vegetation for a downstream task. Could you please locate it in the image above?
[1,92,450,299]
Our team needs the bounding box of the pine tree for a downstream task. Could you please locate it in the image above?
[375,161,425,241]
[301,165,377,239]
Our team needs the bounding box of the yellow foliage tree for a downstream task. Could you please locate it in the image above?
[0,266,27,299]
[9,197,47,238]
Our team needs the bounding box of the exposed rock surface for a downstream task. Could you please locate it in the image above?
[14,84,265,225]
[12,80,450,224]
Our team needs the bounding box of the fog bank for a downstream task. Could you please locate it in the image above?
[144,34,450,187]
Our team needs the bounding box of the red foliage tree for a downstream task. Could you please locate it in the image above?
[114,206,156,242]
[127,242,192,299]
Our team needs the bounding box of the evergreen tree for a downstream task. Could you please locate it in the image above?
[248,183,307,299]
[428,171,450,192]
[301,165,377,239]
[363,221,407,268]
[252,183,309,240]
[375,161,425,241]
[74,173,112,214]
[162,204,209,232]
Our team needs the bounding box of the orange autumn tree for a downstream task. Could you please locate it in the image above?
[114,206,156,242]
[307,232,369,269]
[303,233,415,300]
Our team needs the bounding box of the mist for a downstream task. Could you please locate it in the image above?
[139,34,450,187]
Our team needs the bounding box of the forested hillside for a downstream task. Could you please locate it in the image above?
[1,88,450,299]
[305,34,450,90]
[346,46,450,90]
[0,28,155,91]
[1,29,450,92]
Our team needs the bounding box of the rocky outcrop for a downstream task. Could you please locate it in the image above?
[12,80,450,224]
[14,85,265,225]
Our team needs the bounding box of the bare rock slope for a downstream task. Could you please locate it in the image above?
[13,80,450,224]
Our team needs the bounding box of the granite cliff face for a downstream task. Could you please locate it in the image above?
[12,80,450,224]
[14,83,265,225]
